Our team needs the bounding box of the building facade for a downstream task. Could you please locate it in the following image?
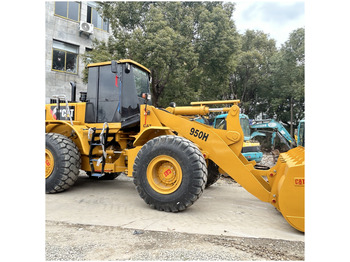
[45,1,112,103]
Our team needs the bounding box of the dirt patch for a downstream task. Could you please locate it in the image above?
[46,220,304,261]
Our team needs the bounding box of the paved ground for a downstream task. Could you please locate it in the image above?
[45,151,306,260]
[46,172,304,237]
[46,173,304,242]
[46,172,305,260]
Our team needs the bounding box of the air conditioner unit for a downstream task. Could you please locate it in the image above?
[79,21,94,35]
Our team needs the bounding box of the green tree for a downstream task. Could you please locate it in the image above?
[269,28,305,134]
[191,2,240,101]
[82,2,304,131]
[230,30,277,117]
[84,1,240,107]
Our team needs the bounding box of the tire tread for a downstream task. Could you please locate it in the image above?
[133,135,207,212]
[46,133,81,193]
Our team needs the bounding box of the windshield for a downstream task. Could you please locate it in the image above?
[215,117,226,129]
[133,66,150,97]
[240,118,251,137]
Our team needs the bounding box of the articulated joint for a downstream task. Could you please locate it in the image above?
[226,131,241,143]
[229,105,240,116]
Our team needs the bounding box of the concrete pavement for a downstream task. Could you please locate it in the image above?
[46,173,304,242]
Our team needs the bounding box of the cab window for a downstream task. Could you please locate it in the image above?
[133,66,150,97]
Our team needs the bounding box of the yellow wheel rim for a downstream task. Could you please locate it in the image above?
[147,155,182,194]
[45,149,54,178]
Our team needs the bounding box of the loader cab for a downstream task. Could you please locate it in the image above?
[85,60,151,128]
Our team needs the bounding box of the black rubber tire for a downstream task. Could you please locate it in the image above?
[133,135,207,212]
[46,133,81,193]
[205,160,221,188]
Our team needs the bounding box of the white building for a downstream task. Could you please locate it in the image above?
[45,1,113,103]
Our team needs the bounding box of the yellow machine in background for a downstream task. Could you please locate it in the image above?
[45,60,304,232]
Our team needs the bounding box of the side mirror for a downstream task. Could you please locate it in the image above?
[141,93,152,101]
[80,92,87,102]
[125,63,131,73]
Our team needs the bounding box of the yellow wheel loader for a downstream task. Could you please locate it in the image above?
[45,60,305,232]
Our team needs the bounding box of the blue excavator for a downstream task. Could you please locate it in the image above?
[250,119,297,151]
[212,113,263,163]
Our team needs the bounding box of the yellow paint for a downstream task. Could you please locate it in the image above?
[243,141,260,147]
[45,149,54,178]
[190,100,240,106]
[146,155,183,194]
[87,59,151,73]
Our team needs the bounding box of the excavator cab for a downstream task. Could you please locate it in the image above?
[84,60,152,128]
[296,120,305,147]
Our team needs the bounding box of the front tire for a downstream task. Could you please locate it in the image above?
[133,135,207,212]
[45,133,81,193]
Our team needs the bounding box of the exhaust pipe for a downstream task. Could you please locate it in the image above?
[70,81,76,102]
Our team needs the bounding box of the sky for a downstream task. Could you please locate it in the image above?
[232,1,305,47]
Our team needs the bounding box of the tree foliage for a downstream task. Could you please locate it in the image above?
[269,28,305,132]
[84,1,239,106]
[230,30,277,117]
[83,2,304,130]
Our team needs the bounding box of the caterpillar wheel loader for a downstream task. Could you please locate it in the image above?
[45,59,305,232]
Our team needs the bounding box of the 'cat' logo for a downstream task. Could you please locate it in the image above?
[50,106,75,120]
[294,178,305,186]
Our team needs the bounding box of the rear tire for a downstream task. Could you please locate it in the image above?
[205,160,221,188]
[45,133,81,193]
[133,135,207,212]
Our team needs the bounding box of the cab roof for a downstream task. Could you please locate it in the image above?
[87,59,151,73]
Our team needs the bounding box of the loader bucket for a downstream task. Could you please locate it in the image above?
[272,146,305,232]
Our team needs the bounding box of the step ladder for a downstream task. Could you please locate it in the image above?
[87,123,114,178]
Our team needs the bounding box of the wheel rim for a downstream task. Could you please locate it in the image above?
[147,155,182,194]
[45,149,54,178]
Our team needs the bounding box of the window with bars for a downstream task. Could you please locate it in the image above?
[54,1,80,21]
[52,40,79,74]
[87,3,109,32]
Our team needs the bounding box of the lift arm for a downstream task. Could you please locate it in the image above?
[138,102,305,232]
[140,102,271,202]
